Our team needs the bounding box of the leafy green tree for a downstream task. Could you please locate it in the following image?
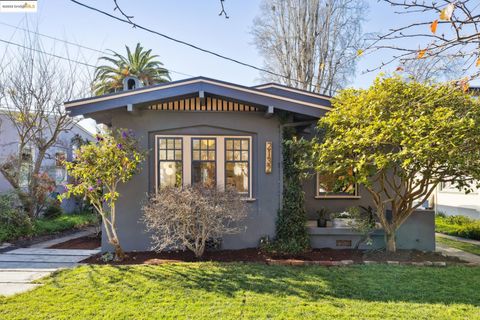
[93,43,170,95]
[60,129,144,260]
[315,76,480,252]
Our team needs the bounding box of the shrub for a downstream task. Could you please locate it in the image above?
[142,186,248,258]
[43,203,63,219]
[0,193,32,242]
[436,214,480,240]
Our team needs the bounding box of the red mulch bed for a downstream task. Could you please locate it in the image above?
[82,248,463,265]
[49,235,101,250]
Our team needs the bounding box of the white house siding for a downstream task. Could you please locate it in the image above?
[0,114,93,212]
[435,187,480,219]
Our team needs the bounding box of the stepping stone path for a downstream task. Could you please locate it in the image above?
[0,237,99,296]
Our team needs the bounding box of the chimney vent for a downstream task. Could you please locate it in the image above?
[123,76,143,91]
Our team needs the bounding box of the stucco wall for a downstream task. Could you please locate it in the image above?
[308,210,435,251]
[103,109,282,251]
[435,188,480,219]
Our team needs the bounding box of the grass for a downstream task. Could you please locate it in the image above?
[436,214,480,240]
[437,236,480,256]
[0,212,98,243]
[0,263,479,319]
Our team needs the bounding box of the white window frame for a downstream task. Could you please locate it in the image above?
[155,134,253,199]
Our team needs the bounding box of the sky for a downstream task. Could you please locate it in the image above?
[0,0,472,131]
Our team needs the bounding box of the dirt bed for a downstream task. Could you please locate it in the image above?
[82,248,464,265]
[49,235,101,250]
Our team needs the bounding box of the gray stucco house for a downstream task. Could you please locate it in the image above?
[0,113,93,213]
[65,77,435,252]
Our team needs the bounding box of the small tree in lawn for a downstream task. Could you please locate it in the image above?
[60,129,144,260]
[142,185,247,258]
[315,76,480,252]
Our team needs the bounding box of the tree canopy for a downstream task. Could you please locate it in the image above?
[93,43,170,96]
[315,76,480,251]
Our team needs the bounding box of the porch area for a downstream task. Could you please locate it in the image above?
[307,210,436,251]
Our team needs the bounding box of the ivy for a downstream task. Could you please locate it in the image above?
[271,127,311,254]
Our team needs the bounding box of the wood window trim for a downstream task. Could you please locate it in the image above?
[225,137,250,196]
[155,134,253,199]
[191,137,217,187]
[156,137,183,190]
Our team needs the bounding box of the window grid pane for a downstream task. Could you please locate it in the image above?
[192,138,216,187]
[158,137,183,189]
[225,138,250,194]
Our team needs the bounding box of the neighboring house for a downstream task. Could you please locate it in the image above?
[65,76,435,252]
[435,182,480,219]
[433,86,480,220]
[0,112,93,213]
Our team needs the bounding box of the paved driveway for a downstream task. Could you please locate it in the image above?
[0,248,99,296]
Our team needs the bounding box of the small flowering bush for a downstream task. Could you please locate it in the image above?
[60,129,144,260]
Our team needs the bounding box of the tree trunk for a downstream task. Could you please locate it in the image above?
[385,229,397,253]
[110,237,125,261]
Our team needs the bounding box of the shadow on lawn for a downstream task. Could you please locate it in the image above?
[84,263,480,307]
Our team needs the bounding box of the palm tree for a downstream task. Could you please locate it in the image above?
[93,43,171,95]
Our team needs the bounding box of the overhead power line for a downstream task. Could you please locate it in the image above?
[0,21,107,55]
[69,0,335,95]
[0,38,98,68]
[0,22,195,78]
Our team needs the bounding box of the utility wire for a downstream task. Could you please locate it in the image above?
[0,21,106,55]
[0,21,195,78]
[69,0,335,95]
[0,38,98,68]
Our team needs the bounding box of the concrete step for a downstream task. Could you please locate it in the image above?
[5,248,100,256]
[0,262,77,269]
[0,283,40,296]
[0,271,51,283]
[0,254,88,263]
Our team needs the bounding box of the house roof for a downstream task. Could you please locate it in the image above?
[65,76,332,118]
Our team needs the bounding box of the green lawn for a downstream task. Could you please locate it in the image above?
[0,264,479,319]
[0,213,98,243]
[437,236,480,256]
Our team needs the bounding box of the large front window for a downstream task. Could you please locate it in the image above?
[192,138,216,187]
[155,135,252,198]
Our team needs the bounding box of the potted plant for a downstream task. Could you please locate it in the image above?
[316,208,329,227]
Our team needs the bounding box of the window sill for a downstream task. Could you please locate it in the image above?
[241,197,257,202]
[315,196,361,200]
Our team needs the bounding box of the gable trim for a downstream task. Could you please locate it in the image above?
[65,78,332,112]
[253,83,332,100]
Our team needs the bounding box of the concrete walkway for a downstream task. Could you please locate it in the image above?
[436,232,480,246]
[0,230,100,296]
[436,233,480,265]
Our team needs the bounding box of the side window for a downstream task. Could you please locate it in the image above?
[225,138,250,195]
[55,152,66,167]
[316,170,358,198]
[157,137,183,189]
